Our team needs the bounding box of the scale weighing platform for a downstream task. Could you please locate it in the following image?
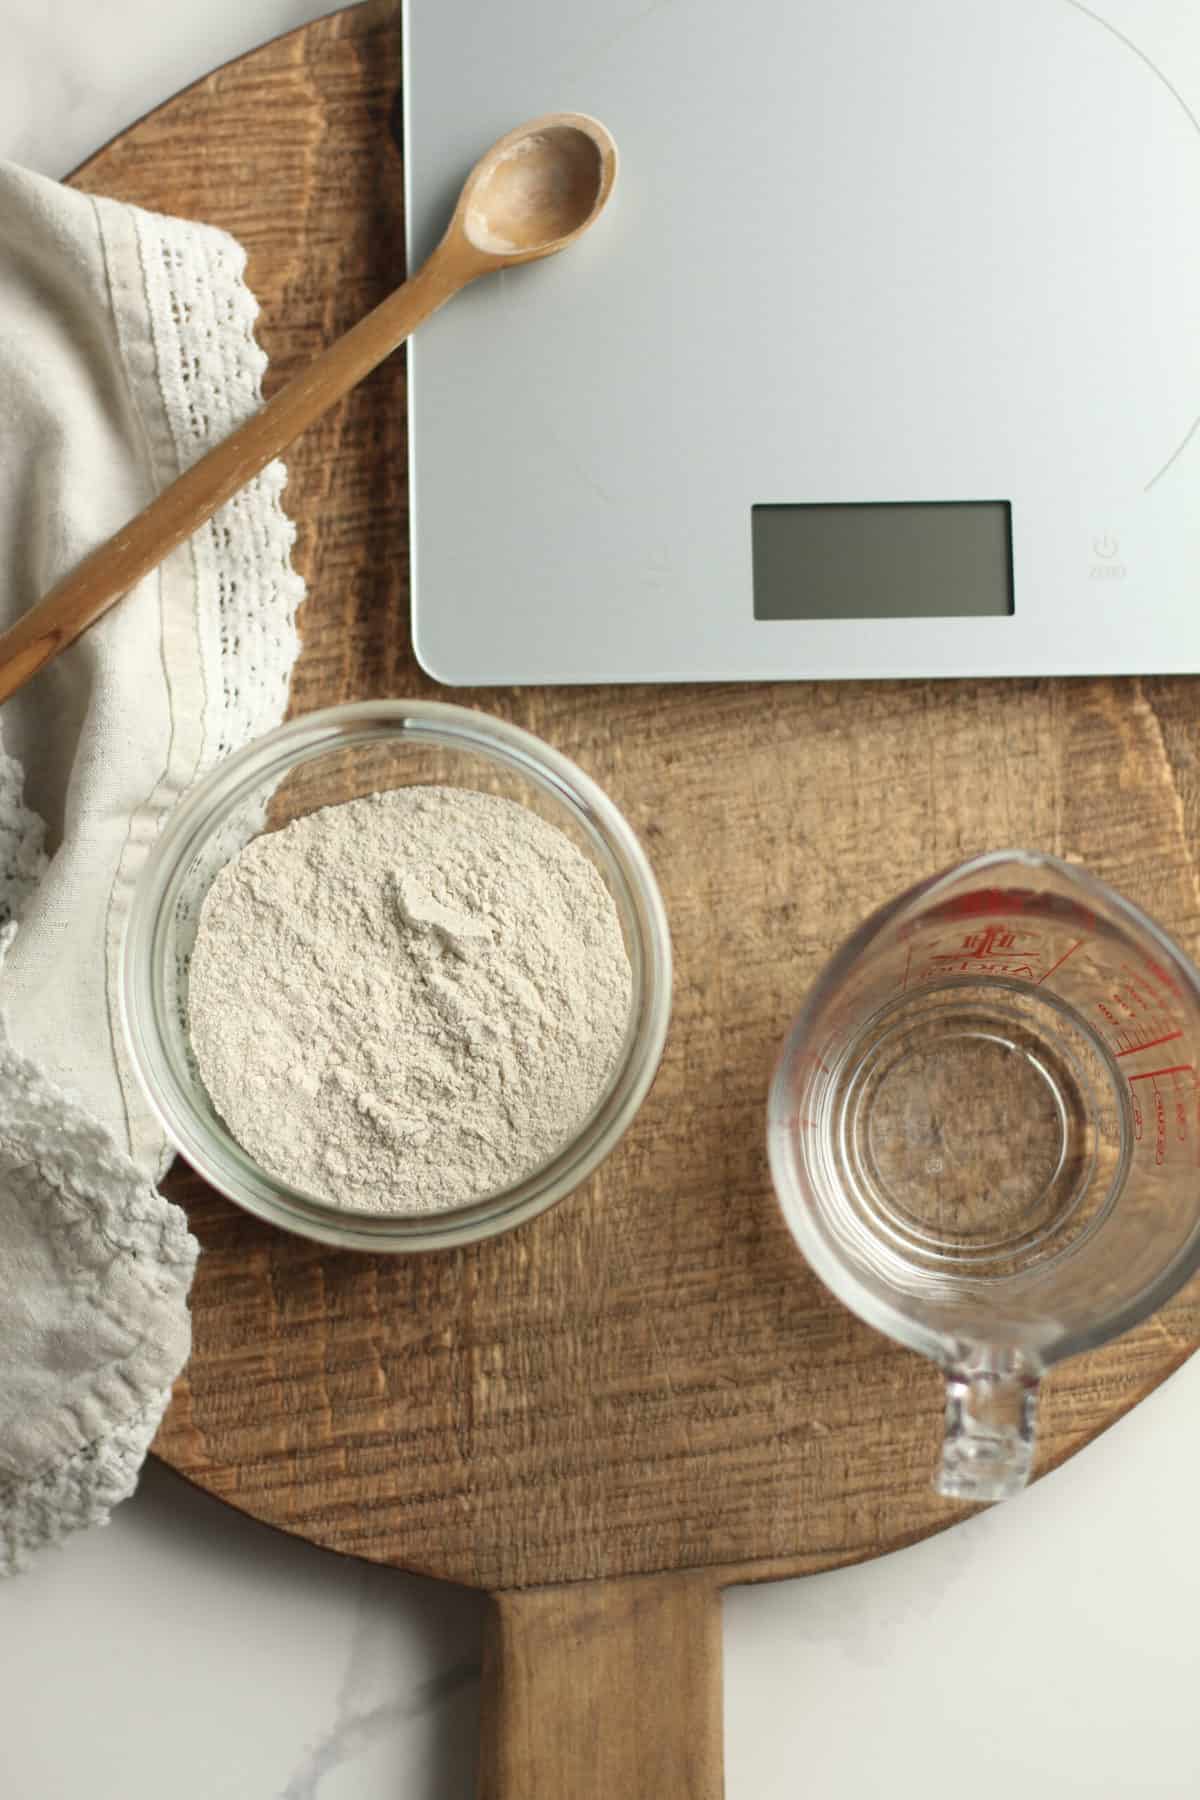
[403,0,1200,684]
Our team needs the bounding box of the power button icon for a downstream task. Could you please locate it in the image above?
[1092,533,1120,560]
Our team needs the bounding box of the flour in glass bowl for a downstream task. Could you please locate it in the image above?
[186,786,633,1213]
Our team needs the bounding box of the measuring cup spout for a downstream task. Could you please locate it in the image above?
[937,1351,1040,1502]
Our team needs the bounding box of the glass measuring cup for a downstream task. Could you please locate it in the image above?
[768,850,1200,1502]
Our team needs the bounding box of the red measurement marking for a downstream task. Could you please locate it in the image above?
[1144,955,1185,1001]
[901,943,913,993]
[932,889,1030,920]
[1128,1064,1194,1084]
[1036,938,1085,985]
[1112,969,1155,1017]
[1115,1028,1184,1058]
[928,961,1039,978]
[929,926,1041,962]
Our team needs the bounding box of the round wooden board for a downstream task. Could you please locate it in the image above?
[71,0,1200,1597]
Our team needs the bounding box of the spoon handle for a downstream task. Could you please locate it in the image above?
[0,243,479,706]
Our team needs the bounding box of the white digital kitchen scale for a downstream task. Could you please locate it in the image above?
[403,0,1200,684]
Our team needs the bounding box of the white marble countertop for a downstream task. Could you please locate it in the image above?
[5,4,1200,1795]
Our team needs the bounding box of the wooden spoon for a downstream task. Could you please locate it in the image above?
[0,113,617,704]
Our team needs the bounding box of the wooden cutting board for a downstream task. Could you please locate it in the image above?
[70,3,1200,1792]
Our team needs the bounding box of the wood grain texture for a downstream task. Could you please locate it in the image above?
[70,4,1200,1599]
[479,1573,723,1799]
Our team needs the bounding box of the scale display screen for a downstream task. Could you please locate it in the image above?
[752,501,1014,621]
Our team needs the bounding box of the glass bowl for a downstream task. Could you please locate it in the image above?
[121,700,672,1252]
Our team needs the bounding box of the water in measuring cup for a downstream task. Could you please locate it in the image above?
[805,978,1130,1281]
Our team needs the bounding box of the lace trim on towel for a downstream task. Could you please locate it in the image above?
[0,1031,197,1573]
[95,200,305,1168]
[133,212,304,757]
[0,1392,173,1576]
[0,740,47,936]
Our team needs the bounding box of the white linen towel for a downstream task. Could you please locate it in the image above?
[0,161,304,1571]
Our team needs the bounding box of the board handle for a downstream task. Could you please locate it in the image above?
[478,1571,725,1798]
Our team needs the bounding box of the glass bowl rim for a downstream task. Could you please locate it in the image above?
[120,698,673,1252]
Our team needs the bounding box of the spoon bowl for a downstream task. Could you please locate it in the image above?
[458,115,617,261]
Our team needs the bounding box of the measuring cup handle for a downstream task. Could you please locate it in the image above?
[936,1355,1040,1503]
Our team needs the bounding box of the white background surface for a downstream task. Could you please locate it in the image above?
[3,3,1200,1796]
